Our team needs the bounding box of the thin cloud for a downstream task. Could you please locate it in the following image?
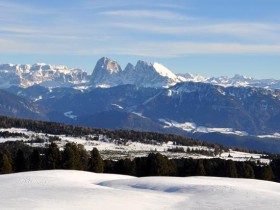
[1,0,280,59]
[110,42,280,57]
[81,0,185,10]
[101,10,190,21]
[81,0,148,10]
[110,22,280,43]
[0,26,39,34]
[161,42,280,56]
[0,2,49,16]
[0,38,37,53]
[76,42,280,57]
[156,3,189,10]
[2,35,280,58]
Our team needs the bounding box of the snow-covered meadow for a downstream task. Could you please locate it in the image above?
[0,127,270,163]
[0,170,279,210]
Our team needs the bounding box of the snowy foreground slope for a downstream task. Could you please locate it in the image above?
[0,170,280,210]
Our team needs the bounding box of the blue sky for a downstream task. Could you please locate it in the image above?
[0,0,280,78]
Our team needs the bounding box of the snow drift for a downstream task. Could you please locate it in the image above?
[0,170,279,210]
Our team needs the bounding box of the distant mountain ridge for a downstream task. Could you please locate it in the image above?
[0,89,48,120]
[8,80,279,135]
[2,57,280,89]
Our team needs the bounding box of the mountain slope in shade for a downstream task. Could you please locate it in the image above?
[76,110,183,134]
[5,82,280,153]
[0,170,279,210]
[0,89,48,120]
[36,82,280,135]
[139,82,280,134]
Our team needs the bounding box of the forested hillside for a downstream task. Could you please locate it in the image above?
[0,115,280,183]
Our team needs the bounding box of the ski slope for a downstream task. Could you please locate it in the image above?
[0,170,279,210]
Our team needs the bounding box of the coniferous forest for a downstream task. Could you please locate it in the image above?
[0,141,279,182]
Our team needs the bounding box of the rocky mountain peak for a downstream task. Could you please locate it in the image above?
[135,60,150,68]
[89,58,186,88]
[124,63,135,72]
[232,74,253,81]
[90,57,122,87]
[92,57,121,76]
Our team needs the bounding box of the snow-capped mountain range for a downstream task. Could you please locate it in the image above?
[1,56,280,89]
[0,63,88,88]
[90,57,185,88]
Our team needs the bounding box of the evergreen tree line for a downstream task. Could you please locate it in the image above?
[0,131,28,138]
[104,154,275,181]
[0,142,104,174]
[0,141,278,183]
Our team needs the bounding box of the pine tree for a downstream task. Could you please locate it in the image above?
[78,144,89,171]
[29,150,41,171]
[62,143,87,170]
[134,157,147,176]
[63,143,79,169]
[261,166,274,181]
[1,151,13,174]
[270,158,280,182]
[88,148,104,173]
[14,149,26,172]
[183,158,196,176]
[195,160,206,176]
[225,160,238,178]
[114,158,135,175]
[147,153,172,176]
[46,143,61,169]
[243,163,255,178]
[104,159,115,173]
[167,159,178,176]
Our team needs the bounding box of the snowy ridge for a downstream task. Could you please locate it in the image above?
[0,63,88,88]
[0,170,280,210]
[89,58,280,89]
[90,57,185,88]
[178,73,208,83]
[1,58,280,89]
[153,62,182,81]
[179,73,280,89]
[159,119,249,136]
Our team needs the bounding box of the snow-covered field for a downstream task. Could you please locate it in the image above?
[0,170,279,210]
[159,119,249,136]
[0,127,270,163]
